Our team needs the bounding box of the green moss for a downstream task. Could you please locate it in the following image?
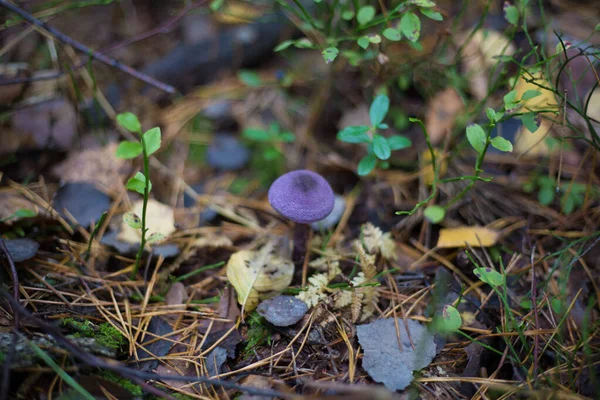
[243,312,271,355]
[99,371,143,396]
[61,318,126,350]
[97,323,127,350]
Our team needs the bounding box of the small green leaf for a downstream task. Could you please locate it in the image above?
[293,38,314,49]
[243,128,271,141]
[387,135,412,150]
[486,108,496,122]
[143,127,161,155]
[322,46,339,63]
[278,132,296,143]
[411,0,435,6]
[521,89,542,101]
[338,126,371,143]
[538,187,555,206]
[372,134,391,160]
[147,232,166,244]
[126,172,152,195]
[378,123,389,129]
[367,34,381,44]
[209,0,224,11]
[434,305,462,333]
[357,154,377,176]
[238,70,261,87]
[342,10,354,20]
[503,89,519,110]
[550,297,562,314]
[382,28,401,41]
[424,205,445,224]
[274,40,294,52]
[420,8,443,21]
[14,208,36,218]
[561,192,577,214]
[520,299,533,309]
[116,112,142,134]
[357,36,370,49]
[503,3,519,25]
[115,141,143,159]
[369,95,390,127]
[466,124,487,153]
[123,212,142,230]
[490,136,513,152]
[521,112,539,132]
[400,12,421,42]
[357,6,375,25]
[473,267,505,287]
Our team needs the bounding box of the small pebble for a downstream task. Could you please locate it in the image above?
[257,295,308,327]
[53,182,110,226]
[206,134,250,171]
[310,195,346,231]
[4,238,39,262]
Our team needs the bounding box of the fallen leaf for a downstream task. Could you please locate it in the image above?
[514,71,559,115]
[357,318,436,391]
[226,241,294,312]
[118,199,176,244]
[131,317,173,372]
[436,226,500,248]
[514,117,553,157]
[425,88,464,145]
[421,148,447,185]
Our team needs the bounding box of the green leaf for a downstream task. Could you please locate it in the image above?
[411,0,435,6]
[337,126,371,143]
[420,8,443,21]
[278,132,296,143]
[486,108,497,122]
[322,46,339,63]
[466,124,486,153]
[424,205,445,224]
[372,134,391,160]
[434,305,462,333]
[243,128,271,141]
[473,267,505,287]
[116,112,142,134]
[503,89,519,110]
[238,70,261,87]
[521,89,542,101]
[115,141,143,159]
[209,0,224,11]
[561,192,576,214]
[369,95,390,126]
[123,212,142,230]
[14,208,36,218]
[490,136,513,152]
[503,3,519,25]
[400,12,421,42]
[383,28,401,41]
[293,38,314,48]
[143,127,161,155]
[357,154,377,176]
[521,112,539,132]
[357,36,370,49]
[357,5,375,25]
[342,10,354,20]
[387,135,412,150]
[550,297,562,314]
[147,232,166,244]
[274,40,294,52]
[126,172,151,195]
[367,34,381,44]
[378,123,389,129]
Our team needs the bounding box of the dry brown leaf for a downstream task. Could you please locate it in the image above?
[436,226,500,248]
[425,88,464,145]
[118,199,176,244]
[51,143,130,193]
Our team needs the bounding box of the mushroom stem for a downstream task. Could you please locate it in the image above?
[292,223,310,267]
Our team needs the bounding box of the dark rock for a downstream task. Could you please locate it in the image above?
[206,134,250,171]
[53,182,110,227]
[257,295,308,327]
[4,238,39,262]
[183,183,218,225]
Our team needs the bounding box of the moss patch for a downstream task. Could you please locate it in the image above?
[61,318,126,350]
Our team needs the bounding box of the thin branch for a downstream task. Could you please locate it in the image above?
[0,0,177,94]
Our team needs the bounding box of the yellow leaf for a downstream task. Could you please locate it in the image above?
[514,117,553,157]
[437,226,500,248]
[213,2,263,24]
[118,199,175,244]
[586,87,600,122]
[425,88,464,145]
[421,148,447,185]
[514,71,559,115]
[226,245,294,312]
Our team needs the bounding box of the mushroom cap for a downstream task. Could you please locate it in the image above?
[268,170,335,224]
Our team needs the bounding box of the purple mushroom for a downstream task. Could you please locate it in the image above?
[268,170,334,266]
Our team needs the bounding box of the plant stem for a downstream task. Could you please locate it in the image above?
[131,135,150,279]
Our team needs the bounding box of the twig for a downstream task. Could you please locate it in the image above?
[0,238,19,400]
[0,0,177,94]
[530,246,539,383]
